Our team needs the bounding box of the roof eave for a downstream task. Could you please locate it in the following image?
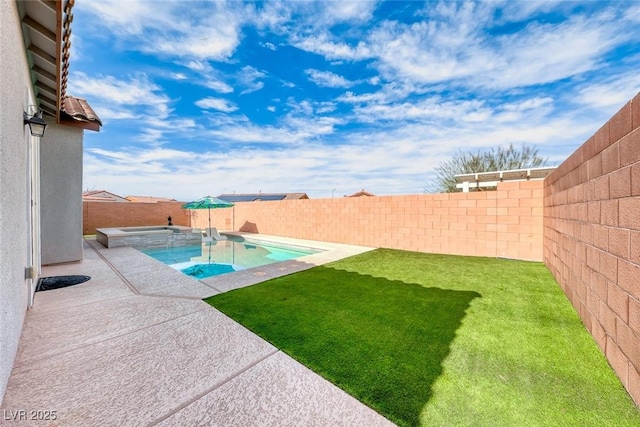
[59,117,101,132]
[19,0,102,131]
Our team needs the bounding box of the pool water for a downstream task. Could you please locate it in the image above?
[140,236,320,279]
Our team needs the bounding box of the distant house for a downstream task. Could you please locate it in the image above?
[82,192,179,203]
[346,189,375,197]
[83,190,129,202]
[218,193,309,202]
[125,195,179,203]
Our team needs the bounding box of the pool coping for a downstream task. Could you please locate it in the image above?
[1,236,392,426]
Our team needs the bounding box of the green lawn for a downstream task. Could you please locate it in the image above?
[205,249,640,427]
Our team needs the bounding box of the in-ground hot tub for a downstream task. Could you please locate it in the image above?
[96,225,202,249]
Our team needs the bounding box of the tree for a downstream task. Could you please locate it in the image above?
[429,143,548,193]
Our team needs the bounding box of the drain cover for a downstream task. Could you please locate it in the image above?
[36,275,91,292]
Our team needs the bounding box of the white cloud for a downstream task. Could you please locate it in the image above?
[352,96,491,123]
[292,33,372,61]
[180,60,234,93]
[316,102,337,114]
[171,72,187,80]
[75,0,164,36]
[250,1,293,31]
[293,2,631,91]
[305,69,354,88]
[87,107,137,122]
[624,3,640,22]
[150,25,240,61]
[487,16,622,88]
[204,79,234,94]
[202,113,342,145]
[145,117,196,131]
[68,72,171,120]
[237,66,266,94]
[337,81,420,106]
[574,71,640,110]
[195,97,238,113]
[501,97,554,113]
[368,19,485,84]
[184,60,207,72]
[77,0,245,61]
[319,1,378,25]
[497,1,566,23]
[69,72,167,107]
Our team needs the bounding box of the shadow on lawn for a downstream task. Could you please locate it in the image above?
[207,265,480,427]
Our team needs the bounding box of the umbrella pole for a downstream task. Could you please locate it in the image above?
[208,207,212,231]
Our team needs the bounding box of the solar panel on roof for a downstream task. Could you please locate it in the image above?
[255,195,287,201]
[218,194,287,202]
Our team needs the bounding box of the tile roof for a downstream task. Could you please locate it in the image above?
[18,0,101,131]
[346,189,375,197]
[82,190,129,202]
[61,96,102,130]
[283,193,310,200]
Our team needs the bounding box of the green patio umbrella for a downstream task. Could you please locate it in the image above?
[182,196,234,231]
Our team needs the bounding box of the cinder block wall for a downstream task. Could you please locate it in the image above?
[191,180,544,261]
[82,201,191,235]
[544,93,640,404]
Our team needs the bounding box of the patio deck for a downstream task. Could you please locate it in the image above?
[0,235,393,426]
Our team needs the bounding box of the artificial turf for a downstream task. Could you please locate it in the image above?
[205,249,640,427]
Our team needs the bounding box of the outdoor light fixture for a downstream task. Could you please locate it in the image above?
[23,108,48,138]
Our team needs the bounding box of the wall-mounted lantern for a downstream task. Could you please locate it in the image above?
[23,109,48,138]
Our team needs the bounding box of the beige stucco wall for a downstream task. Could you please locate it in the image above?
[0,0,37,403]
[41,124,84,265]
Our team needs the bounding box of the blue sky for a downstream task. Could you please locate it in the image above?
[70,1,640,200]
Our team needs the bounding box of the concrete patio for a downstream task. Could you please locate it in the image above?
[1,235,393,426]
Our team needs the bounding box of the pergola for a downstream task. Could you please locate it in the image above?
[455,166,557,192]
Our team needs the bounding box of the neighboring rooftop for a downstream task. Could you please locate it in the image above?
[83,191,182,203]
[82,190,129,202]
[218,193,309,202]
[125,195,179,203]
[346,189,375,197]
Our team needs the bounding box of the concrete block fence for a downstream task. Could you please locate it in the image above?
[544,92,640,404]
[190,181,544,262]
[83,201,190,235]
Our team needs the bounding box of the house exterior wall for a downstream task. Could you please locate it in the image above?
[82,201,191,235]
[0,0,37,403]
[544,93,640,404]
[40,124,84,265]
[190,180,544,261]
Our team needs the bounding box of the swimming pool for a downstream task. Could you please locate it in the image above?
[140,235,321,279]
